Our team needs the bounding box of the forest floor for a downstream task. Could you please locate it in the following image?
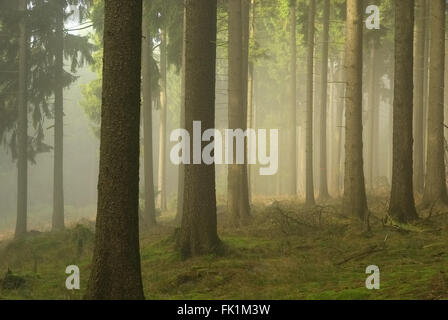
[1,195,448,300]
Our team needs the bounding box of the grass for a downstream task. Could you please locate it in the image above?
[1,198,448,300]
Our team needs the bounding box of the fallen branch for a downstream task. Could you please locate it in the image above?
[335,244,385,266]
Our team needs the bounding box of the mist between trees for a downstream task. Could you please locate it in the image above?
[169,122,279,175]
[1,0,448,300]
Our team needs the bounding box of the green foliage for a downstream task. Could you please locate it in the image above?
[80,0,182,135]
[0,0,94,163]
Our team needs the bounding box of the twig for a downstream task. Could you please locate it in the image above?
[335,245,384,266]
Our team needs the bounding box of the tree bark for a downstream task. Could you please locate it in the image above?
[52,0,65,231]
[288,0,297,195]
[157,29,167,212]
[85,0,145,300]
[413,0,426,194]
[179,0,220,257]
[305,0,315,205]
[247,0,255,203]
[228,0,250,225]
[342,0,368,224]
[175,11,187,227]
[331,52,345,197]
[367,39,378,191]
[142,1,156,228]
[15,0,28,239]
[422,0,430,173]
[319,0,330,200]
[389,0,418,222]
[422,0,448,206]
[240,0,251,213]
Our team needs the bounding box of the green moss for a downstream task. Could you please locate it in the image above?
[1,202,448,300]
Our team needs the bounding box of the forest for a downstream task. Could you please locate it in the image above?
[0,0,448,301]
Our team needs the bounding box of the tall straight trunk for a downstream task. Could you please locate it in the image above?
[228,0,250,226]
[15,0,28,239]
[179,0,220,257]
[157,29,167,212]
[247,0,255,202]
[175,12,187,226]
[367,39,377,191]
[288,0,297,195]
[305,0,315,205]
[52,0,65,231]
[387,96,393,184]
[319,0,330,200]
[313,43,320,192]
[413,0,426,194]
[240,0,251,211]
[332,53,345,197]
[142,3,156,227]
[327,59,334,191]
[86,0,144,300]
[422,0,448,206]
[422,0,430,170]
[390,0,418,222]
[343,0,368,224]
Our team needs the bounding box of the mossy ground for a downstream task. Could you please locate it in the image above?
[1,197,448,300]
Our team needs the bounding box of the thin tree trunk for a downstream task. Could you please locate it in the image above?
[142,2,156,228]
[422,0,430,171]
[15,0,28,239]
[305,0,315,205]
[332,53,344,197]
[175,11,187,227]
[157,29,167,212]
[327,59,334,193]
[413,0,426,194]
[228,0,250,226]
[422,0,448,206]
[247,0,255,203]
[179,0,220,257]
[389,0,418,222]
[288,0,297,195]
[343,0,368,225]
[52,0,65,231]
[367,39,377,191]
[240,0,251,215]
[387,96,393,184]
[319,0,330,200]
[313,42,320,193]
[86,0,144,300]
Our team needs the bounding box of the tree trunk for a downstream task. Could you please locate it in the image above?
[327,59,334,193]
[367,39,377,191]
[15,0,28,239]
[52,0,65,231]
[142,1,156,228]
[305,0,315,205]
[422,0,430,173]
[319,0,330,200]
[288,0,297,195]
[247,0,255,203]
[389,0,418,222]
[228,0,250,226]
[422,0,448,206]
[85,0,145,300]
[175,12,187,227]
[342,0,368,224]
[387,96,393,184]
[332,53,344,197]
[179,0,220,257]
[157,29,167,212]
[413,0,426,194]
[240,0,251,214]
